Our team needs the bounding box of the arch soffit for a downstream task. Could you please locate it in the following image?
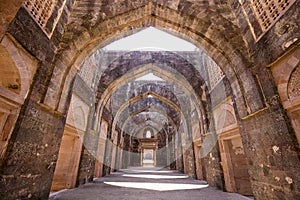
[120,115,181,141]
[49,3,248,103]
[122,106,179,129]
[99,63,205,126]
[128,125,167,140]
[113,90,181,121]
[128,100,179,118]
[95,54,208,107]
[96,63,202,107]
[61,2,249,66]
[114,96,182,135]
[130,112,169,126]
[282,62,300,103]
[127,100,180,124]
[112,82,181,114]
[120,106,188,139]
[97,51,206,99]
[123,118,167,136]
[130,83,180,106]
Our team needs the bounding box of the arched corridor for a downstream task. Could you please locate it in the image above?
[0,1,300,200]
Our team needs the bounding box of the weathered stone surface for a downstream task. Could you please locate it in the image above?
[0,0,23,40]
[240,106,300,199]
[0,1,300,200]
[0,100,65,200]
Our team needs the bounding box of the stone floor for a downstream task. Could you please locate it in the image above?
[49,167,253,200]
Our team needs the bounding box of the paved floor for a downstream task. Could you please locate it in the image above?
[49,167,253,200]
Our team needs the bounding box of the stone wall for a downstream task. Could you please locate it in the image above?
[0,100,65,199]
[0,5,66,199]
[239,3,300,199]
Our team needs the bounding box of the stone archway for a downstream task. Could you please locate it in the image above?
[44,2,264,119]
[1,1,300,200]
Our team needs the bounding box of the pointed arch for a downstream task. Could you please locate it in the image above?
[44,2,264,119]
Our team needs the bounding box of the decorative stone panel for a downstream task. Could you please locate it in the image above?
[23,0,67,38]
[207,56,224,90]
[212,97,237,134]
[220,110,236,128]
[66,94,89,132]
[250,0,296,39]
[288,64,300,99]
[23,0,56,29]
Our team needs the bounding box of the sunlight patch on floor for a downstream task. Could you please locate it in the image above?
[122,174,189,179]
[119,169,174,174]
[104,182,209,191]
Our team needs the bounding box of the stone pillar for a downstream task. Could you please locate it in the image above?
[182,101,196,178]
[175,131,183,172]
[0,100,66,200]
[167,130,176,170]
[166,135,170,168]
[102,138,112,176]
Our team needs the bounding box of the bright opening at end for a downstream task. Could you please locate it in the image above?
[135,73,164,81]
[104,27,199,51]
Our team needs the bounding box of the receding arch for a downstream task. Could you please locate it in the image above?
[96,51,206,99]
[112,90,182,133]
[95,63,207,138]
[121,106,179,137]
